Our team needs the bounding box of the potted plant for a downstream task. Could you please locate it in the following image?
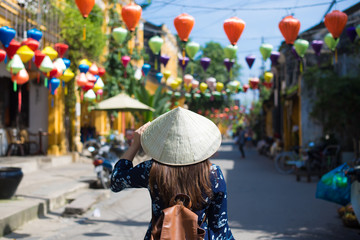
[0,167,23,199]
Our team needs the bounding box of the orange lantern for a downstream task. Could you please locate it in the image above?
[121,2,142,32]
[279,16,300,45]
[13,69,29,112]
[174,13,195,42]
[75,0,95,18]
[324,10,348,39]
[223,17,246,45]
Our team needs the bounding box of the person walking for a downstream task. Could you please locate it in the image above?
[110,107,234,240]
[236,126,246,158]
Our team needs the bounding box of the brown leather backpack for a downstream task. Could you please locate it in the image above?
[151,194,206,240]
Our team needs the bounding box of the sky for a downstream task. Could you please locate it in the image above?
[141,0,359,105]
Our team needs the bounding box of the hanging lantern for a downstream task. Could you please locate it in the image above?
[49,66,63,78]
[245,55,255,69]
[39,56,54,87]
[294,39,309,58]
[49,78,60,95]
[21,38,39,51]
[324,33,339,51]
[89,63,99,75]
[112,27,128,44]
[82,80,94,92]
[121,2,142,32]
[243,84,249,93]
[224,45,237,60]
[54,43,69,58]
[224,58,235,73]
[356,24,360,38]
[84,89,96,102]
[98,67,106,77]
[62,58,71,69]
[200,57,211,72]
[5,40,21,59]
[42,46,58,60]
[199,82,208,93]
[270,51,280,65]
[178,56,189,71]
[185,41,200,60]
[53,58,67,73]
[0,49,6,62]
[191,80,199,89]
[278,16,301,45]
[324,10,348,39]
[206,77,216,91]
[160,55,170,67]
[77,72,88,87]
[228,81,239,93]
[346,27,357,43]
[0,26,16,48]
[121,56,131,68]
[223,17,245,45]
[216,82,224,92]
[12,69,29,112]
[27,28,42,41]
[79,59,92,66]
[149,36,163,70]
[170,80,179,91]
[34,51,46,83]
[249,78,259,89]
[183,74,193,85]
[174,13,195,42]
[86,73,97,84]
[264,72,274,83]
[93,77,104,92]
[259,43,273,61]
[79,64,89,73]
[142,63,151,76]
[155,72,163,83]
[163,70,171,81]
[311,40,323,56]
[7,54,24,75]
[60,69,75,82]
[75,0,95,18]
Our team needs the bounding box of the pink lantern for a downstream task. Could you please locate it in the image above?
[191,80,199,89]
[183,74,193,85]
[86,72,97,83]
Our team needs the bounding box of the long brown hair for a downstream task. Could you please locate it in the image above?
[149,160,213,210]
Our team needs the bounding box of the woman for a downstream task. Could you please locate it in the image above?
[110,107,234,239]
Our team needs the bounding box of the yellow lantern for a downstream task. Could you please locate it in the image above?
[199,82,208,93]
[60,69,75,82]
[93,77,104,92]
[16,45,34,63]
[79,59,92,66]
[170,80,179,90]
[216,82,224,92]
[163,70,171,81]
[264,72,274,83]
[42,46,58,60]
[184,83,192,92]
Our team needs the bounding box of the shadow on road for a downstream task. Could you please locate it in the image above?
[211,140,360,240]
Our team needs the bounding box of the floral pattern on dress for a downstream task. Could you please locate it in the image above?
[111,159,234,240]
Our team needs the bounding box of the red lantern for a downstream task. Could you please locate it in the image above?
[243,84,249,93]
[75,0,95,18]
[279,16,301,45]
[0,49,6,62]
[324,10,348,39]
[121,2,142,32]
[76,72,88,87]
[174,13,195,42]
[54,43,69,58]
[5,40,21,59]
[82,81,94,92]
[49,67,62,78]
[86,72,97,83]
[263,82,273,89]
[89,63,99,75]
[223,17,245,45]
[98,67,106,77]
[21,38,39,51]
[249,78,259,89]
[34,50,46,68]
[13,69,29,112]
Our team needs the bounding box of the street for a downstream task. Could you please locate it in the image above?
[2,140,360,240]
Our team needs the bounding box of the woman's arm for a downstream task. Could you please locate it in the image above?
[121,122,151,161]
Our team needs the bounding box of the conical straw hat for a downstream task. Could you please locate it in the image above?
[141,107,221,166]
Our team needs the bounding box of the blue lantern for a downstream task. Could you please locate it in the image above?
[142,63,151,76]
[63,58,71,69]
[49,78,60,95]
[27,28,43,42]
[0,26,16,48]
[79,64,89,73]
[155,72,163,83]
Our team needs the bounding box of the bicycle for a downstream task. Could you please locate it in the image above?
[274,146,308,174]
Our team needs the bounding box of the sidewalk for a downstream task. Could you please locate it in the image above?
[0,155,96,237]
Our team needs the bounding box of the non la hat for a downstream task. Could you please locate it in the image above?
[141,107,222,166]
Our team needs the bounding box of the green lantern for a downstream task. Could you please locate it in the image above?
[212,91,221,100]
[204,92,211,100]
[324,33,339,51]
[294,39,309,58]
[356,24,360,38]
[185,41,200,60]
[259,43,273,60]
[224,45,237,60]
[174,92,181,99]
[149,36,164,70]
[112,27,128,44]
[185,92,192,100]
[194,93,201,99]
[166,90,173,96]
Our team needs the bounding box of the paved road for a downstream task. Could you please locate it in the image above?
[2,140,360,240]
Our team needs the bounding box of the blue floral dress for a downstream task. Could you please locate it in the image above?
[110,159,234,240]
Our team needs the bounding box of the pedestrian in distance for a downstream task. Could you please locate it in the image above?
[235,126,246,158]
[110,107,234,240]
